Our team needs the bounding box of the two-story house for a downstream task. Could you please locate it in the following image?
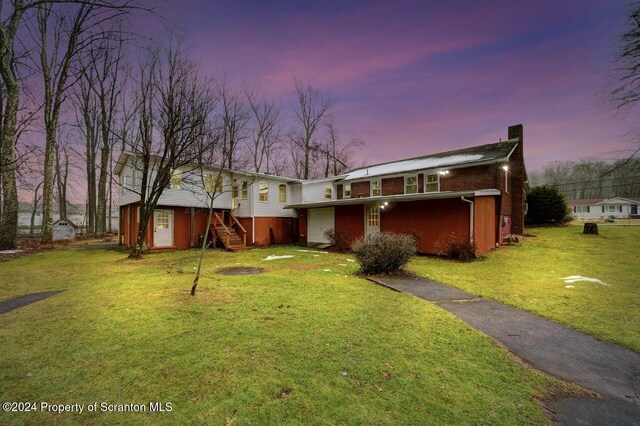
[115,124,526,255]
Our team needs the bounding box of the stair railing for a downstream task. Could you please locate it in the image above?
[228,212,247,246]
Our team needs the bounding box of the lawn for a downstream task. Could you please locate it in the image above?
[0,245,574,425]
[410,225,640,352]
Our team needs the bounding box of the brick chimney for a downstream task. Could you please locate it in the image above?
[507,124,525,234]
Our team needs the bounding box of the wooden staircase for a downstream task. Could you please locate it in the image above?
[211,212,251,252]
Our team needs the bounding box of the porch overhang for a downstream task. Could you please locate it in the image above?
[284,189,501,209]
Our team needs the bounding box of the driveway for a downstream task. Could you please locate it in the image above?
[368,275,640,425]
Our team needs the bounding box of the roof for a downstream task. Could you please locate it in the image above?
[114,151,301,183]
[285,189,501,209]
[340,139,519,181]
[567,198,603,205]
[53,217,77,228]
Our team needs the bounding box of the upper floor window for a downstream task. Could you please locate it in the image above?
[259,180,269,202]
[215,175,223,193]
[241,181,248,199]
[232,184,239,199]
[279,184,287,203]
[120,175,127,194]
[405,175,418,194]
[371,180,381,197]
[170,169,182,189]
[425,174,439,192]
[324,187,333,199]
[204,174,214,193]
[343,183,351,198]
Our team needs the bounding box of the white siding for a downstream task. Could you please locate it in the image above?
[301,180,336,202]
[252,177,296,218]
[571,204,635,220]
[307,207,335,244]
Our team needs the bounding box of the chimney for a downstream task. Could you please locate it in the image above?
[508,124,523,142]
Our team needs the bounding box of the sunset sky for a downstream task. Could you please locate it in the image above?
[146,0,633,173]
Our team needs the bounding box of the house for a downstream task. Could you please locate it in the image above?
[115,124,527,256]
[52,218,77,241]
[568,197,640,220]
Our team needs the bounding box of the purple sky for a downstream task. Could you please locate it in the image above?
[152,0,630,171]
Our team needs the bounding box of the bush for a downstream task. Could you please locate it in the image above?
[324,228,352,252]
[351,232,417,275]
[525,185,572,225]
[435,233,476,261]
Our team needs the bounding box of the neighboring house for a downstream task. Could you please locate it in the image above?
[568,197,640,220]
[115,124,527,256]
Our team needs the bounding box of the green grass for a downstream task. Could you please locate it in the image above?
[410,225,640,352]
[0,245,573,425]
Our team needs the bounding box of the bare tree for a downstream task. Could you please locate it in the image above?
[319,118,363,177]
[30,180,43,235]
[216,78,249,170]
[126,44,217,258]
[289,78,334,179]
[245,89,280,173]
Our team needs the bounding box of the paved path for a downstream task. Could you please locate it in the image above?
[368,276,640,424]
[0,291,65,314]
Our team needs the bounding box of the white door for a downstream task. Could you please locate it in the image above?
[365,205,380,238]
[307,207,335,244]
[154,210,173,247]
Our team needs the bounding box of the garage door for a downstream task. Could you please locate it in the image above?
[307,207,335,244]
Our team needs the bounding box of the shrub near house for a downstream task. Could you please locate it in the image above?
[352,232,417,275]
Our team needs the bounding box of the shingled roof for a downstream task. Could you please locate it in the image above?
[341,139,519,181]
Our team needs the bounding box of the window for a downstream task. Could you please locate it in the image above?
[405,176,418,194]
[574,206,589,213]
[371,180,381,197]
[215,176,223,193]
[241,181,248,199]
[606,205,617,213]
[367,207,380,227]
[170,169,182,189]
[131,169,138,190]
[232,185,239,199]
[343,183,351,198]
[425,174,439,192]
[156,211,169,230]
[259,180,269,202]
[279,184,287,203]
[120,175,127,194]
[204,174,214,193]
[324,187,333,199]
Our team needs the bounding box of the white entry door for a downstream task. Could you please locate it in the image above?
[307,207,335,244]
[365,205,380,238]
[154,209,174,247]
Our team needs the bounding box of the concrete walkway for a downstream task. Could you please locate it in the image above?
[0,290,65,314]
[368,276,640,424]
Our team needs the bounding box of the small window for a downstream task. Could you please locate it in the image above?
[215,175,223,193]
[232,185,239,199]
[59,222,67,226]
[324,187,333,199]
[131,169,137,190]
[120,175,126,194]
[425,174,439,192]
[279,184,287,203]
[606,205,617,213]
[405,176,418,194]
[259,180,269,202]
[241,181,248,199]
[371,180,381,197]
[204,174,214,193]
[170,169,182,189]
[343,183,351,199]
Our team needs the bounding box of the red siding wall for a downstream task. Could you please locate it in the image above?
[334,205,365,247]
[253,217,297,246]
[380,198,470,254]
[298,209,308,245]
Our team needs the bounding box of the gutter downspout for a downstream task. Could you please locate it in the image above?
[250,181,255,245]
[461,196,474,245]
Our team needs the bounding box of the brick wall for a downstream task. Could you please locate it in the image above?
[382,177,404,195]
[508,124,525,234]
[337,184,343,200]
[440,165,498,192]
[418,173,424,193]
[352,181,370,198]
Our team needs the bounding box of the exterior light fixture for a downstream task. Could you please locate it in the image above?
[438,170,449,176]
[383,202,389,206]
[380,205,385,210]
[502,165,509,171]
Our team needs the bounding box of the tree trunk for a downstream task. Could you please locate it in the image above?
[41,127,56,244]
[0,85,19,249]
[96,144,109,236]
[30,182,43,236]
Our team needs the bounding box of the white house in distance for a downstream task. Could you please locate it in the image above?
[568,197,640,220]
